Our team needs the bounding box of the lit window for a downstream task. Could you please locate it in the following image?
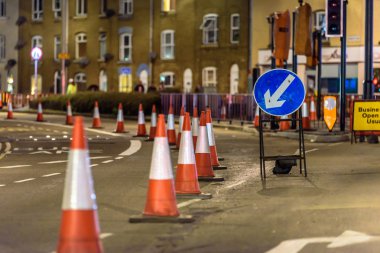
[200,14,218,45]
[54,35,61,60]
[75,33,87,59]
[0,0,6,17]
[160,72,175,87]
[231,14,240,44]
[52,0,61,18]
[100,0,107,15]
[32,35,43,48]
[0,35,5,60]
[99,33,107,60]
[99,70,107,91]
[74,72,86,83]
[161,0,175,12]
[161,30,174,60]
[32,0,43,21]
[76,0,87,16]
[119,33,132,61]
[202,67,217,87]
[119,0,133,15]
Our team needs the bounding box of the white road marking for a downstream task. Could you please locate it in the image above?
[226,180,246,189]
[0,165,32,169]
[100,233,114,239]
[0,142,10,160]
[90,156,112,160]
[102,160,114,164]
[177,199,201,208]
[90,164,99,167]
[115,157,124,160]
[119,140,142,156]
[293,148,319,155]
[39,160,67,164]
[0,184,5,187]
[328,142,343,147]
[14,178,36,183]
[42,173,61,177]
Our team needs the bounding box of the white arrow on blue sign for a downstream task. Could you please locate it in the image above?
[253,69,306,117]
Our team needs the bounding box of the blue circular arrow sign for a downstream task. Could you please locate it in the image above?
[253,69,306,116]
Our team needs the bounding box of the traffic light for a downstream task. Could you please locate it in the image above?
[373,75,380,92]
[325,0,343,37]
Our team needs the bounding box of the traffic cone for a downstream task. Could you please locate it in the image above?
[176,112,212,199]
[66,101,73,125]
[6,97,13,119]
[192,107,199,148]
[0,93,3,109]
[129,114,193,223]
[254,106,260,127]
[134,103,148,137]
[92,101,102,129]
[176,106,185,149]
[310,96,317,121]
[220,104,226,121]
[114,103,127,133]
[56,116,103,253]
[279,115,290,131]
[302,102,311,130]
[167,105,176,145]
[206,109,227,170]
[36,101,44,122]
[147,104,157,141]
[195,111,224,182]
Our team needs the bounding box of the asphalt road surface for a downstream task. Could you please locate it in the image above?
[0,112,379,253]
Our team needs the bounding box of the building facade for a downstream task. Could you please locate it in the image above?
[17,0,250,94]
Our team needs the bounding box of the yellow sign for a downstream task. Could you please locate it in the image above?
[353,101,380,131]
[58,53,70,60]
[324,96,337,131]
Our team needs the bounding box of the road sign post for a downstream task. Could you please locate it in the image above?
[31,47,42,98]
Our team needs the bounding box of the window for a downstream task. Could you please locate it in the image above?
[160,72,175,87]
[0,35,5,60]
[231,14,240,43]
[0,0,6,17]
[76,0,87,16]
[52,0,61,18]
[100,0,107,15]
[161,0,175,12]
[119,0,133,15]
[200,14,218,44]
[74,72,86,83]
[119,33,132,61]
[99,70,107,91]
[54,71,61,94]
[32,0,43,21]
[161,30,174,60]
[99,32,107,60]
[75,33,87,59]
[54,35,61,60]
[202,67,217,87]
[119,67,132,92]
[32,35,43,48]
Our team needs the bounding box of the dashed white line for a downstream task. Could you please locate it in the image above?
[42,173,61,177]
[328,142,343,147]
[0,184,5,187]
[119,140,142,156]
[100,233,114,239]
[39,160,67,164]
[14,178,36,183]
[177,199,201,208]
[0,165,32,169]
[225,180,246,189]
[306,148,319,154]
[102,160,114,164]
[115,157,124,160]
[90,156,112,160]
[90,164,99,167]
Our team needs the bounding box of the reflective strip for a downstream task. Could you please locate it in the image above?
[149,137,173,180]
[302,103,309,117]
[192,118,199,136]
[178,116,184,133]
[206,123,216,146]
[67,106,72,116]
[310,101,316,112]
[178,131,195,164]
[151,113,157,127]
[138,111,145,124]
[167,114,175,130]
[195,126,210,153]
[62,150,97,210]
[93,108,100,118]
[117,109,124,121]
[221,106,226,114]
[38,103,43,113]
[8,103,12,112]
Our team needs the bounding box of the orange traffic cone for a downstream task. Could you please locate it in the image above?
[220,104,226,121]
[310,96,317,121]
[176,106,185,149]
[129,114,193,223]
[254,106,260,127]
[279,115,290,131]
[0,94,3,109]
[134,103,148,137]
[206,109,227,170]
[56,116,103,253]
[66,101,73,125]
[6,97,13,119]
[114,103,127,133]
[176,112,212,199]
[192,107,199,148]
[36,101,44,122]
[167,105,176,145]
[195,111,224,182]
[147,104,157,141]
[92,101,102,128]
[302,102,311,130]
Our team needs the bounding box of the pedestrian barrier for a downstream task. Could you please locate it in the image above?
[92,101,102,128]
[114,103,127,133]
[134,103,148,137]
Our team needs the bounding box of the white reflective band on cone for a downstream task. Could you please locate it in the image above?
[117,109,124,121]
[221,106,226,114]
[178,116,184,133]
[255,106,259,116]
[281,115,288,119]
[206,123,216,146]
[149,137,174,180]
[93,108,100,118]
[38,103,43,113]
[302,103,308,117]
[67,106,72,116]
[151,113,157,127]
[167,114,175,129]
[310,101,316,111]
[196,126,210,153]
[62,150,97,210]
[138,111,145,124]
[192,118,199,136]
[8,103,12,111]
[178,131,195,164]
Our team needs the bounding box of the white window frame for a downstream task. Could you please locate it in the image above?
[230,14,240,44]
[54,35,61,61]
[99,32,107,60]
[161,30,174,60]
[74,72,86,83]
[202,67,217,87]
[0,35,5,60]
[75,33,87,59]
[200,14,218,45]
[119,0,133,15]
[52,0,61,19]
[76,0,87,17]
[0,0,6,17]
[32,35,43,48]
[160,71,175,87]
[32,0,43,21]
[119,33,132,62]
[100,0,107,15]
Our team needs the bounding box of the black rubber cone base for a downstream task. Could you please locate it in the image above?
[133,134,149,138]
[213,165,227,170]
[218,157,225,161]
[176,192,212,199]
[144,138,154,142]
[113,130,129,133]
[90,127,103,129]
[198,176,224,182]
[170,147,179,151]
[129,214,194,223]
